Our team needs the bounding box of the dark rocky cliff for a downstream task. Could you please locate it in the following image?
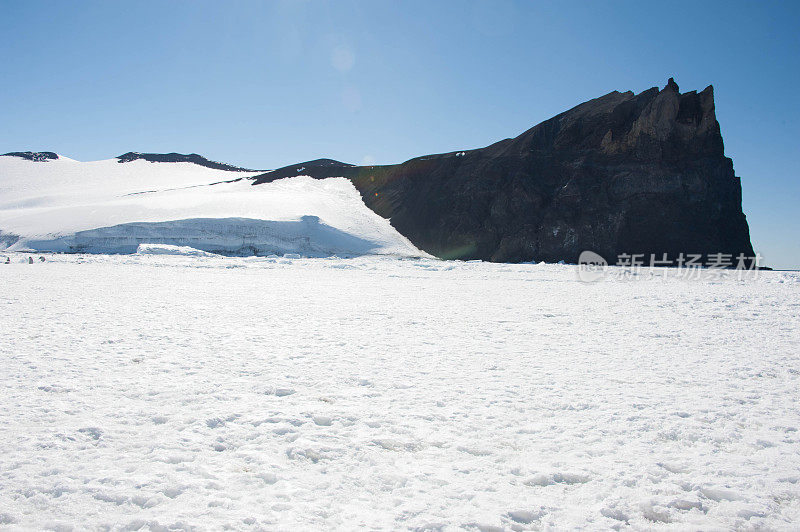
[253,79,754,263]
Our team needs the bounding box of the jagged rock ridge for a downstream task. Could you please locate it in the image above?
[253,78,755,263]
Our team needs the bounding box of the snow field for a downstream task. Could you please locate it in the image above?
[0,255,799,530]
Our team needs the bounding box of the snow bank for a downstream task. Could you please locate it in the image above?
[0,155,425,257]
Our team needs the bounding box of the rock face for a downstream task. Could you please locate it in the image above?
[254,79,754,263]
[117,152,259,172]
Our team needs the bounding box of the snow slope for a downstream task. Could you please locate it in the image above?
[0,155,424,257]
[1,255,799,530]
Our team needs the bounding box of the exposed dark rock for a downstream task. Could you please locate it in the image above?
[252,79,755,264]
[117,152,259,172]
[255,159,355,181]
[1,151,59,162]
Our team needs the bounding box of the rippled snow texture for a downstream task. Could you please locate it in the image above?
[1,255,799,530]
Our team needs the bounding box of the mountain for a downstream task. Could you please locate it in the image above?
[1,79,755,263]
[254,78,754,264]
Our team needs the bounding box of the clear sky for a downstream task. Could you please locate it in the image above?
[1,0,798,268]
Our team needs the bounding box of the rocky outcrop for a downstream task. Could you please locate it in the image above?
[1,151,59,162]
[253,78,755,263]
[117,152,259,172]
[256,158,355,181]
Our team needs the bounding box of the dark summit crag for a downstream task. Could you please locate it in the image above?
[252,78,755,263]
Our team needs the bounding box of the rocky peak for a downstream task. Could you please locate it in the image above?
[665,77,680,92]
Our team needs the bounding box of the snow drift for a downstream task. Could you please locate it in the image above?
[0,154,424,257]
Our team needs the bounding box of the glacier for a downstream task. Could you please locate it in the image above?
[0,154,425,257]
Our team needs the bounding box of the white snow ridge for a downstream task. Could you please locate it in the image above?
[0,154,424,257]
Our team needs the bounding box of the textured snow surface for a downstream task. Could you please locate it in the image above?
[0,156,423,257]
[1,255,799,530]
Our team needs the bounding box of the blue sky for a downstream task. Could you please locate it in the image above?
[1,1,798,268]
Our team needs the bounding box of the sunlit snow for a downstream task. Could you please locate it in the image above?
[1,254,798,529]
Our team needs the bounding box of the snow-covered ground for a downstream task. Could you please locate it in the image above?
[0,155,424,257]
[1,254,799,530]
